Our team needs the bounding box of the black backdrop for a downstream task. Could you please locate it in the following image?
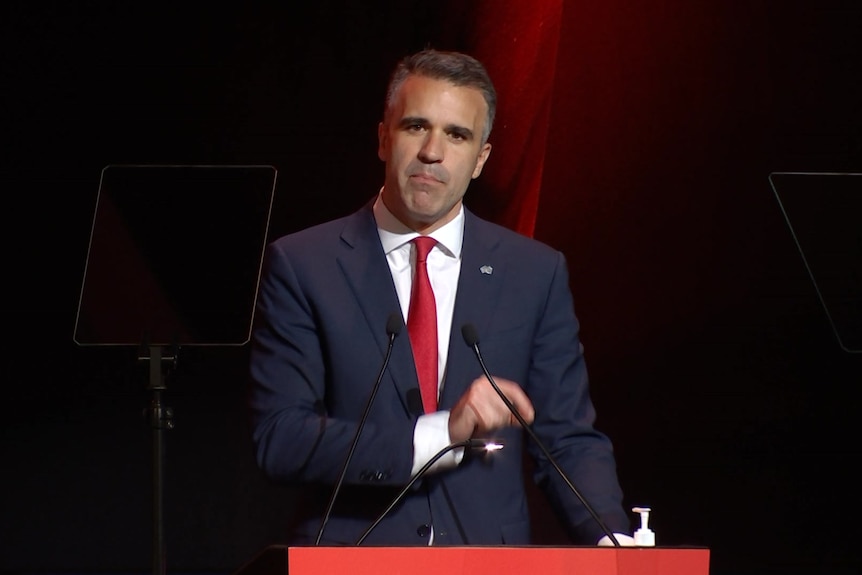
[1,2,860,575]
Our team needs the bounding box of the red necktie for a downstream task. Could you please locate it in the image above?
[408,236,438,413]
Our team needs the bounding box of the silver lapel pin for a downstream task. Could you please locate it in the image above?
[480,265,493,275]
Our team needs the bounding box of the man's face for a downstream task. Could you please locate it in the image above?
[378,74,492,233]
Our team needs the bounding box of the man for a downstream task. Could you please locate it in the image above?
[249,48,633,546]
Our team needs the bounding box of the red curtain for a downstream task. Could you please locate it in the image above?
[442,0,565,238]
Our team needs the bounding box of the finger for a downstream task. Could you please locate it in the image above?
[448,395,480,442]
[503,392,534,426]
[493,380,535,426]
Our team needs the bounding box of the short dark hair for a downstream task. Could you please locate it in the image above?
[384,49,497,144]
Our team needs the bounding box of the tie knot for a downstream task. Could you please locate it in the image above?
[412,236,437,263]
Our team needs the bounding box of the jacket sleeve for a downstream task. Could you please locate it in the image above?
[525,251,632,543]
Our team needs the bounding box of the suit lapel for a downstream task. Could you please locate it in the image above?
[439,211,506,410]
[337,202,420,415]
[335,205,508,416]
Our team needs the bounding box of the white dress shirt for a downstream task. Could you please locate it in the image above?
[372,192,464,476]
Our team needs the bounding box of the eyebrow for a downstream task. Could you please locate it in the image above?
[398,116,475,141]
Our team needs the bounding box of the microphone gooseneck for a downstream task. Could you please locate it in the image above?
[460,323,621,547]
[314,312,403,546]
[355,439,502,546]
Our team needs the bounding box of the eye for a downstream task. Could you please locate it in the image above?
[397,117,428,133]
[448,129,471,142]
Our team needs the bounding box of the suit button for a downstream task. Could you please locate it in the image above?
[416,524,430,538]
[359,470,391,482]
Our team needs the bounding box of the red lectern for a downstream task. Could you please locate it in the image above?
[234,545,710,575]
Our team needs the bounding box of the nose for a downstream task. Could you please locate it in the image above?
[417,131,444,163]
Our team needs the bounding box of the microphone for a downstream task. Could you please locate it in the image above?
[355,439,504,545]
[460,323,621,547]
[314,312,403,546]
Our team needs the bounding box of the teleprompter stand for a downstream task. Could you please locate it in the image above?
[141,344,177,575]
[73,164,277,575]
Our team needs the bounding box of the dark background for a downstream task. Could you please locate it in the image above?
[1,2,860,575]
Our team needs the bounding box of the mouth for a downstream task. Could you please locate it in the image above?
[409,172,444,185]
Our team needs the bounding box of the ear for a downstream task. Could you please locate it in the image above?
[471,142,492,179]
[377,122,388,162]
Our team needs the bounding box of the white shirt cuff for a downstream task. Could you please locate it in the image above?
[411,410,465,476]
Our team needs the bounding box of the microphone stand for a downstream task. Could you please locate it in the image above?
[462,325,621,547]
[355,439,502,546]
[315,315,401,545]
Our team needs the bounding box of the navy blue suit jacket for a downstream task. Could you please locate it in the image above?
[249,200,629,546]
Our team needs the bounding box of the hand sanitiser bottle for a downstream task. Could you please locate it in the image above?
[632,507,656,546]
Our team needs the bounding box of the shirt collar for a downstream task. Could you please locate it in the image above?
[373,189,464,258]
